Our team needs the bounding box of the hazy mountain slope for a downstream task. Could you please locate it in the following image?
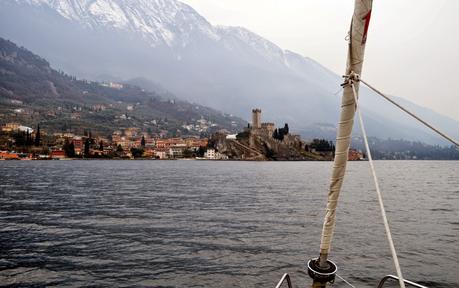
[0,37,245,136]
[1,0,457,144]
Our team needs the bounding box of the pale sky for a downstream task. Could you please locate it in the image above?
[180,0,459,121]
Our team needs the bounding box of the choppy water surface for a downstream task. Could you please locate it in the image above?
[0,160,457,287]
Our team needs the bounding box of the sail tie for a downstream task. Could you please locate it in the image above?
[350,81,406,288]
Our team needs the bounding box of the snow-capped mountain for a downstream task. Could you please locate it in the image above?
[1,0,458,144]
[13,0,290,59]
[16,0,219,46]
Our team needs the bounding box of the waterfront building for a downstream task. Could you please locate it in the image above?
[0,151,20,160]
[155,139,169,148]
[50,150,66,159]
[205,148,216,159]
[73,137,83,155]
[154,148,168,159]
[169,145,185,158]
[348,149,364,161]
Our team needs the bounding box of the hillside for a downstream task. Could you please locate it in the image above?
[1,0,458,145]
[0,37,246,136]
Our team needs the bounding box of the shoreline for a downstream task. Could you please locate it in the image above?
[2,158,457,162]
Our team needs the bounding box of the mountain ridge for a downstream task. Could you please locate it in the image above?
[1,0,458,145]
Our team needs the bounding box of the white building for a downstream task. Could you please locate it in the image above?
[18,126,33,133]
[169,146,185,158]
[204,148,216,159]
[154,149,168,159]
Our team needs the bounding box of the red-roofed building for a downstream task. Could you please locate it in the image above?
[50,150,66,159]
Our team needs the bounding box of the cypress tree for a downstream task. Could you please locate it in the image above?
[273,129,279,140]
[26,131,30,146]
[84,138,90,157]
[278,128,285,141]
[15,130,26,146]
[69,142,75,157]
[34,125,41,146]
[284,123,289,135]
[141,135,146,147]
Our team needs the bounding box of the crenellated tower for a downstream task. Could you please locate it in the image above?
[252,108,261,129]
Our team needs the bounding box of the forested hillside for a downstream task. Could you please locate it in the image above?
[0,37,245,136]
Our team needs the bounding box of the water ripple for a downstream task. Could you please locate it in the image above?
[0,160,458,287]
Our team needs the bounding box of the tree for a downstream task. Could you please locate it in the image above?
[130,147,144,158]
[26,131,33,146]
[273,128,285,141]
[63,140,75,158]
[197,146,206,157]
[283,123,289,135]
[236,131,249,140]
[117,144,124,152]
[183,149,194,158]
[141,135,146,147]
[99,141,104,151]
[310,139,334,152]
[84,138,90,157]
[14,130,26,147]
[34,124,40,146]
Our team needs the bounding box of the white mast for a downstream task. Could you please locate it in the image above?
[308,0,373,287]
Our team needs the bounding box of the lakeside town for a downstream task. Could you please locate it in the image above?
[0,108,364,161]
[0,122,219,160]
[3,107,456,162]
[2,105,457,161]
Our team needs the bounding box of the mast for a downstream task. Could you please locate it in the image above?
[308,0,373,287]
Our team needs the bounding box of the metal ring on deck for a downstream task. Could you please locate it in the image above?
[306,258,337,283]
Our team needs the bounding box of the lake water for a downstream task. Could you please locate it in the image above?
[0,160,457,287]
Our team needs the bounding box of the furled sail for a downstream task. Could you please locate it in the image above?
[318,0,373,270]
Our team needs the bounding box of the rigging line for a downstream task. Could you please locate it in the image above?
[333,87,343,96]
[336,274,356,288]
[350,83,406,288]
[359,78,459,147]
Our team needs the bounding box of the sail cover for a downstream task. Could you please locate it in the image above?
[319,0,373,263]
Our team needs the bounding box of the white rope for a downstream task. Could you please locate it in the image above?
[336,274,356,288]
[351,83,406,288]
[360,78,459,147]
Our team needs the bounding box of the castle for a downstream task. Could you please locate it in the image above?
[249,108,303,149]
[209,108,331,161]
[251,108,275,136]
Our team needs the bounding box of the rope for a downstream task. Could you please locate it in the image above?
[336,274,356,288]
[350,83,406,288]
[360,78,459,147]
